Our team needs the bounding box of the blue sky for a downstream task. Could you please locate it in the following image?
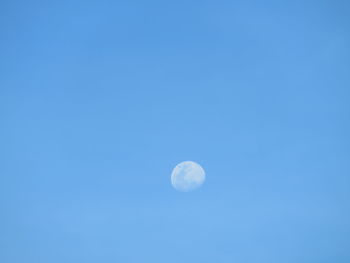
[1,0,350,262]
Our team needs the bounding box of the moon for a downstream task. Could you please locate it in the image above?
[171,161,206,192]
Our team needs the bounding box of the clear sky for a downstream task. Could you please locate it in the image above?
[1,0,350,262]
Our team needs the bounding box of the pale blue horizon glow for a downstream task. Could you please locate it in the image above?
[1,0,350,262]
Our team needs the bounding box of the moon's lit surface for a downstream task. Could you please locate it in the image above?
[171,161,206,192]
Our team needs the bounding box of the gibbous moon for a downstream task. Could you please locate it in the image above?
[171,161,205,192]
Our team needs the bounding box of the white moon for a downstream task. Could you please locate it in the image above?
[171,161,206,192]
